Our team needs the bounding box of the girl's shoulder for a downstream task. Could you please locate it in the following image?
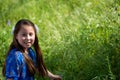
[9,48,23,57]
[7,48,24,61]
[6,48,25,65]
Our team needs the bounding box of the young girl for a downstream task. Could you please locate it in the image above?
[2,19,62,80]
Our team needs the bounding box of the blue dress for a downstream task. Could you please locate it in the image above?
[5,48,36,80]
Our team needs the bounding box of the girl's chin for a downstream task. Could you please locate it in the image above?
[24,45,32,49]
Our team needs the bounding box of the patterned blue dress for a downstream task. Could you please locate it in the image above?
[5,48,36,80]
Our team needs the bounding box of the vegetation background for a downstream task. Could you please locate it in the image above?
[0,0,120,80]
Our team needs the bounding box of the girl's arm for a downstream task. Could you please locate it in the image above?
[47,70,62,80]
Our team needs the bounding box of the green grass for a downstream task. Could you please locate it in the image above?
[0,67,4,80]
[0,0,120,80]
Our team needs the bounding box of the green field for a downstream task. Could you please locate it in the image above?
[0,0,120,80]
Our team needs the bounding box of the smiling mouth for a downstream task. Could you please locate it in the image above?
[24,40,31,44]
[24,42,31,44]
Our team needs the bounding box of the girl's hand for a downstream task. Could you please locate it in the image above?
[47,70,62,80]
[49,74,62,80]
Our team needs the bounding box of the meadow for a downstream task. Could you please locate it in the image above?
[0,0,120,80]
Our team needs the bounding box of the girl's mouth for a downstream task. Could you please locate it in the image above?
[24,40,31,44]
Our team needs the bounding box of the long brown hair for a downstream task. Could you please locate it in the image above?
[2,19,47,76]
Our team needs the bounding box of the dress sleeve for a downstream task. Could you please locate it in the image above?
[5,50,20,80]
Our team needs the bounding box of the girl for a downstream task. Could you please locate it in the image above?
[2,19,62,80]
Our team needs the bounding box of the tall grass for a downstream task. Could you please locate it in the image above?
[0,0,120,80]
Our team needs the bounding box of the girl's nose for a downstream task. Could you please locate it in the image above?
[26,35,30,39]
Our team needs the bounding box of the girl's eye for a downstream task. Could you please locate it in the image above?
[22,34,26,36]
[29,33,33,36]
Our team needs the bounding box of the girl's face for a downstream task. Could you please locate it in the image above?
[16,25,35,50]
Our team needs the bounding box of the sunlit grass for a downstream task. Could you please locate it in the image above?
[0,0,119,80]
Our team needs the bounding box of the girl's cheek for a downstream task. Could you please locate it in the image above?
[22,37,26,40]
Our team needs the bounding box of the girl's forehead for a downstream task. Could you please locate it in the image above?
[19,25,35,32]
